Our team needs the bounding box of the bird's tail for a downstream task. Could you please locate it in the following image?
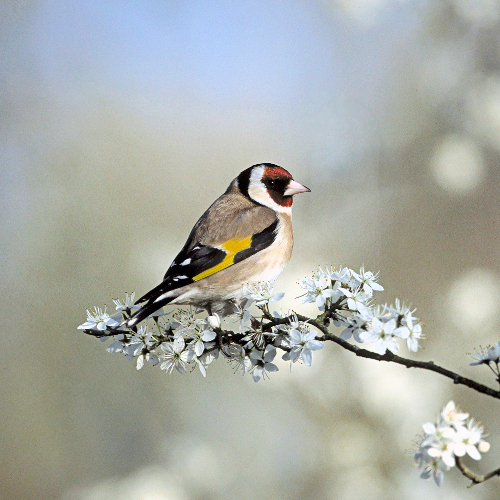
[123,295,173,329]
[122,278,178,329]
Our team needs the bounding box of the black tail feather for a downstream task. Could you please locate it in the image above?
[125,296,174,328]
[135,280,171,305]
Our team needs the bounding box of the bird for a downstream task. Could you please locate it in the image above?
[124,163,310,328]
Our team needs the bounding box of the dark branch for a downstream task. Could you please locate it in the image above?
[83,289,500,487]
[255,310,500,400]
[456,456,500,487]
[319,329,500,400]
[84,308,500,400]
[275,311,500,400]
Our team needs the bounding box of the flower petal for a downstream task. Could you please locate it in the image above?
[302,349,313,366]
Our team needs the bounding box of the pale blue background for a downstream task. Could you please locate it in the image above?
[2,1,500,499]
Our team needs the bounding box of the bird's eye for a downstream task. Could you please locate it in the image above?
[266,179,276,189]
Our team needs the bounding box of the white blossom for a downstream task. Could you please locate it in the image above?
[300,270,342,311]
[249,282,284,306]
[339,286,370,312]
[283,327,324,366]
[122,341,143,360]
[117,325,153,361]
[136,354,145,370]
[417,454,449,486]
[195,348,219,377]
[229,298,253,332]
[250,345,279,382]
[424,426,457,468]
[400,312,424,352]
[440,400,469,428]
[207,313,221,329]
[106,340,124,353]
[187,323,217,357]
[340,303,374,342]
[78,306,120,331]
[113,292,140,312]
[146,351,159,366]
[453,420,484,460]
[172,308,205,336]
[80,269,423,387]
[327,266,352,285]
[359,317,400,354]
[414,401,490,486]
[350,267,384,294]
[158,337,194,374]
[227,345,253,375]
[469,341,500,366]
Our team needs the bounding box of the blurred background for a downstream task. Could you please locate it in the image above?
[2,0,500,498]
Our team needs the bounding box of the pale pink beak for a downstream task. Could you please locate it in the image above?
[284,179,311,197]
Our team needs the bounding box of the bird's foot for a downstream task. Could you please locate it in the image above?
[217,329,233,358]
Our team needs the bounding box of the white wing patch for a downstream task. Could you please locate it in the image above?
[172,275,188,281]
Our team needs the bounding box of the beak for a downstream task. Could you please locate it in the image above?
[284,180,311,197]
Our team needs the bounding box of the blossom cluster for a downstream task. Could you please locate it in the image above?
[78,268,500,488]
[299,266,424,354]
[78,285,324,382]
[78,266,424,380]
[414,401,490,486]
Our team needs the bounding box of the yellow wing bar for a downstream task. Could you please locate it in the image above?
[192,236,252,281]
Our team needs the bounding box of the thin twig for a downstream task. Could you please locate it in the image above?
[320,330,500,400]
[84,310,500,400]
[83,298,500,486]
[259,311,500,400]
[456,456,500,487]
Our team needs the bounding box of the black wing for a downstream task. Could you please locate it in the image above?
[136,219,279,303]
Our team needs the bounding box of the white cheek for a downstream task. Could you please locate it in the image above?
[248,183,268,204]
[247,184,291,213]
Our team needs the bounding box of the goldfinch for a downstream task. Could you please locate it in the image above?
[125,163,310,328]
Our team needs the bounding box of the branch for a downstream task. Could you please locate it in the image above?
[321,330,500,400]
[456,457,500,487]
[261,311,500,400]
[79,269,500,489]
[85,306,500,399]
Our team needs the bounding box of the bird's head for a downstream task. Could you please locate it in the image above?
[237,163,310,213]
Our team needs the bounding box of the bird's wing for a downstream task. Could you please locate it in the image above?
[135,194,278,304]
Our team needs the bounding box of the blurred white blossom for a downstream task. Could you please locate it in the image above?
[469,341,500,366]
[414,400,490,486]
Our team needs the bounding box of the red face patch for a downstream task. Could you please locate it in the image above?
[262,165,293,181]
[273,193,293,207]
[261,164,294,208]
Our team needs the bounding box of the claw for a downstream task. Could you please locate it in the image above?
[217,329,232,358]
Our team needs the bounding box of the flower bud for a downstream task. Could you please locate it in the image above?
[207,314,221,329]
